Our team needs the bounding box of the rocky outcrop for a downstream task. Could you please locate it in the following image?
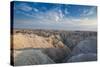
[14,50,55,66]
[13,33,66,49]
[11,29,97,66]
[71,37,97,56]
[63,37,97,62]
[45,35,64,48]
[59,32,97,50]
[13,33,54,49]
[42,46,71,63]
[67,53,97,62]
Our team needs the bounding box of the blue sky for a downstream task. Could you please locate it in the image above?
[13,1,97,31]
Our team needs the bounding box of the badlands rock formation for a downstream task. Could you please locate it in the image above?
[14,50,55,66]
[42,46,71,63]
[71,37,97,56]
[67,53,97,62]
[11,29,97,66]
[13,33,65,49]
[63,37,97,62]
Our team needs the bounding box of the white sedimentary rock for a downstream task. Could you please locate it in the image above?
[67,53,97,62]
[71,37,97,56]
[14,50,55,66]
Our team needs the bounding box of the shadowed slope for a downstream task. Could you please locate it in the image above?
[42,46,71,63]
[71,37,97,56]
[67,53,97,62]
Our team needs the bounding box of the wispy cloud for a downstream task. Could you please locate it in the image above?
[33,8,39,12]
[64,8,69,15]
[80,7,96,17]
[14,2,97,31]
[17,3,32,12]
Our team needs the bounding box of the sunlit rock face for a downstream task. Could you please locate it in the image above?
[13,32,67,49]
[71,37,97,56]
[13,33,54,49]
[14,50,55,66]
[66,53,97,62]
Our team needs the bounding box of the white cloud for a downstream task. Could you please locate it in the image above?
[70,18,97,26]
[79,18,97,26]
[81,7,96,16]
[32,8,97,31]
[64,8,69,15]
[14,4,97,31]
[33,8,39,12]
[71,18,82,22]
[36,7,65,23]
